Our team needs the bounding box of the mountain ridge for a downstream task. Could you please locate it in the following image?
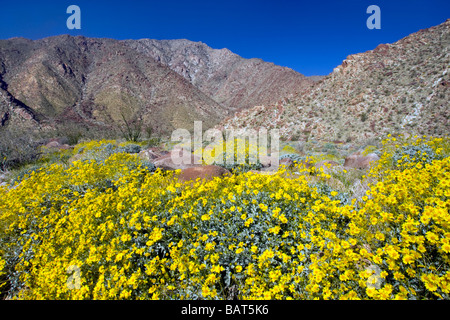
[219,19,450,143]
[0,35,314,136]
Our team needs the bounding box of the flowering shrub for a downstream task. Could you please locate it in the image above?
[0,254,6,298]
[392,144,437,170]
[0,136,448,300]
[354,156,450,299]
[307,155,450,299]
[201,138,263,173]
[370,134,449,177]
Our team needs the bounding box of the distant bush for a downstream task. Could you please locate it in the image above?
[321,142,336,153]
[118,112,143,142]
[281,145,298,155]
[73,140,144,163]
[279,153,304,164]
[117,144,141,154]
[137,159,156,173]
[0,128,42,171]
[362,145,378,156]
[144,137,161,148]
[360,113,368,122]
[204,138,263,173]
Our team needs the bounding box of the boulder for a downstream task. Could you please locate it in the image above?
[44,140,71,150]
[177,165,231,182]
[153,147,202,170]
[344,152,380,169]
[45,141,62,148]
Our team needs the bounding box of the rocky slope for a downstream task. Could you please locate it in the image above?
[125,39,314,114]
[0,36,313,136]
[220,19,450,143]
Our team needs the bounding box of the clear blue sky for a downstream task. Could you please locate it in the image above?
[0,0,448,76]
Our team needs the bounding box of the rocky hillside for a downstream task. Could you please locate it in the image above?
[220,19,450,143]
[125,39,314,114]
[0,36,313,136]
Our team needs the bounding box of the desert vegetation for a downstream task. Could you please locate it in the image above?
[0,133,449,300]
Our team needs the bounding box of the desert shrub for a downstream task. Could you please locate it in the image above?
[0,136,449,300]
[73,140,118,156]
[0,255,6,299]
[66,131,83,146]
[144,137,162,148]
[360,113,368,122]
[0,157,349,299]
[117,144,142,154]
[369,134,449,178]
[0,152,160,297]
[87,143,117,162]
[392,144,437,170]
[291,151,450,299]
[362,145,378,156]
[135,159,156,173]
[328,167,365,194]
[280,153,304,164]
[349,157,450,299]
[9,164,46,185]
[310,182,351,206]
[321,142,336,153]
[73,140,145,163]
[118,112,143,142]
[0,129,42,171]
[38,145,73,166]
[202,138,263,173]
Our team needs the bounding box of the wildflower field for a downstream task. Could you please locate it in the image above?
[0,135,449,300]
